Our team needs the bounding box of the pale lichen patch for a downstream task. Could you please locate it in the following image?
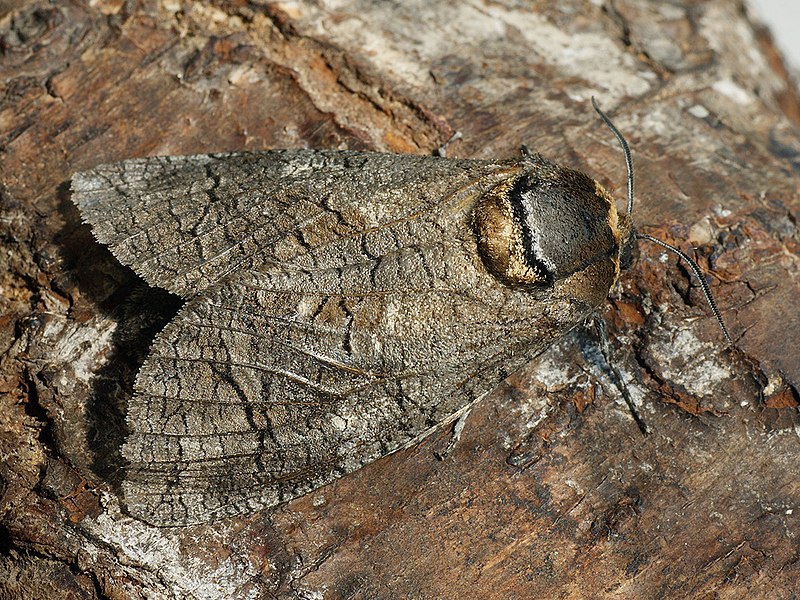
[85,498,263,599]
[650,326,732,397]
[39,315,117,386]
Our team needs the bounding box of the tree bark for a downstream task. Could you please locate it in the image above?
[1,0,799,598]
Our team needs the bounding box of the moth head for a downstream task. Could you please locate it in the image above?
[473,155,631,307]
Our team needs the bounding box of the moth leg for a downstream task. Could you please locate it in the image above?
[435,402,474,459]
[593,318,649,436]
[435,131,463,158]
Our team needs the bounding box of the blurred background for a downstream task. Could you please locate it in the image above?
[750,0,800,76]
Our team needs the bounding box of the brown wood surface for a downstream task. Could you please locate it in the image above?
[2,1,799,598]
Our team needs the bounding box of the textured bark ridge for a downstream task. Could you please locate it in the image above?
[1,1,799,598]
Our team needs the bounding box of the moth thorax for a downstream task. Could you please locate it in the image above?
[472,183,550,287]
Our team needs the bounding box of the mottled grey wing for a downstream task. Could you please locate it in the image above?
[71,150,500,298]
[73,149,590,526]
[121,219,576,526]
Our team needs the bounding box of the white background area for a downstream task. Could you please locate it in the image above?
[749,0,800,75]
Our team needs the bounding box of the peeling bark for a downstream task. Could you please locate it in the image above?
[1,0,799,598]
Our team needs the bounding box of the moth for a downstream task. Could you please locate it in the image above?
[72,100,729,526]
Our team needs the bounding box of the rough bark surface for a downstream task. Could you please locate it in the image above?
[1,1,799,598]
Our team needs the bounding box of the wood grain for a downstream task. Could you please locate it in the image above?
[1,0,799,597]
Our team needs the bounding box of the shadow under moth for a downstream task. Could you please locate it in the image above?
[72,100,730,526]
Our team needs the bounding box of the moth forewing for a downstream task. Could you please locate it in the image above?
[75,120,639,525]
